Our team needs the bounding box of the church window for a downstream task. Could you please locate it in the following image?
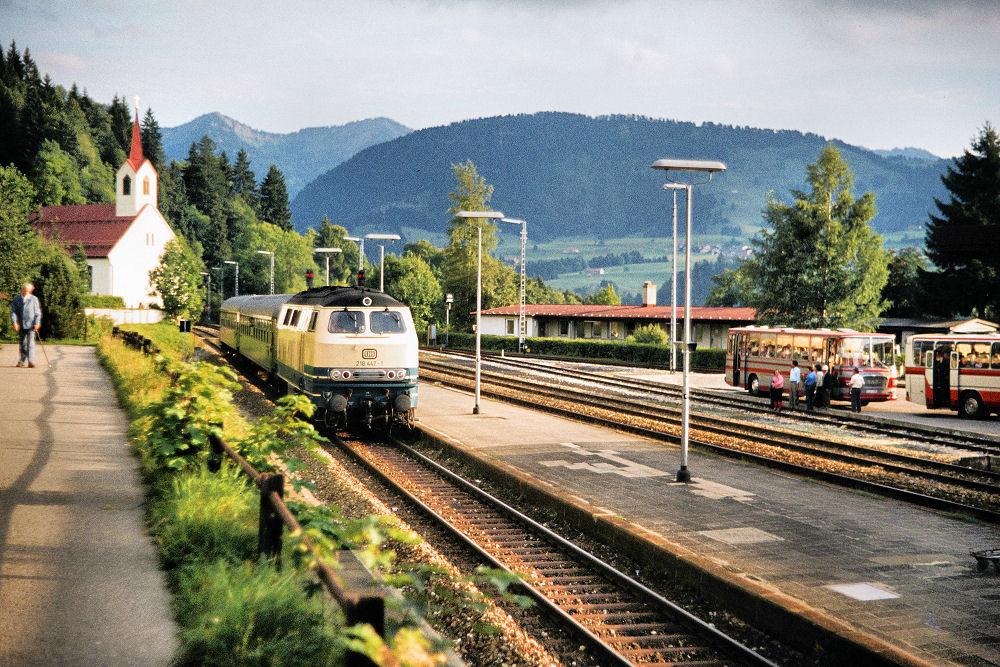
[122,175,131,196]
[143,178,150,195]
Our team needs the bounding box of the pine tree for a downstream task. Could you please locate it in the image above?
[140,107,165,172]
[108,95,131,156]
[259,165,291,230]
[231,149,259,211]
[922,123,1000,318]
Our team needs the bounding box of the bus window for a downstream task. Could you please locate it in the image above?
[810,337,824,363]
[748,336,760,357]
[870,338,894,368]
[761,334,775,358]
[330,310,365,333]
[992,342,1000,369]
[966,342,992,368]
[911,339,935,367]
[793,335,809,361]
[827,339,840,366]
[776,334,792,359]
[955,342,976,367]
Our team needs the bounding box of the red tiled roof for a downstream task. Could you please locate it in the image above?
[481,304,756,321]
[34,204,134,258]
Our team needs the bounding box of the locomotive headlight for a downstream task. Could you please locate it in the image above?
[386,370,396,379]
[329,369,353,380]
[330,369,341,380]
[396,368,407,379]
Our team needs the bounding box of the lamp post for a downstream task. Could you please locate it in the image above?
[200,271,211,322]
[652,158,726,483]
[445,293,453,347]
[662,183,686,372]
[501,217,527,352]
[211,266,222,302]
[224,260,239,297]
[256,250,274,294]
[365,233,401,292]
[456,210,504,414]
[315,247,342,286]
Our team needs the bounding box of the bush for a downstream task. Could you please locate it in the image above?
[81,294,127,308]
[626,324,669,345]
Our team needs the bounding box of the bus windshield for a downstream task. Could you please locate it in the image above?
[841,337,894,368]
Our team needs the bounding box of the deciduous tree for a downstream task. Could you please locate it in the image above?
[707,143,888,329]
[150,238,206,320]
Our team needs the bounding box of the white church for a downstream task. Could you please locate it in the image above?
[34,109,175,309]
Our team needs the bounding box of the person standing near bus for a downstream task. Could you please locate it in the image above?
[849,367,865,412]
[821,364,833,408]
[788,360,801,410]
[804,365,817,411]
[769,369,784,411]
[814,364,826,408]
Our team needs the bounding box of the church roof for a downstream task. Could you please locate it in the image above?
[34,203,135,258]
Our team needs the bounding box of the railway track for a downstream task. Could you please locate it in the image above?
[328,432,782,667]
[420,355,1000,521]
[426,348,1000,455]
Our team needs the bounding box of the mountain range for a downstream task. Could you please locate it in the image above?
[161,113,411,197]
[289,112,951,243]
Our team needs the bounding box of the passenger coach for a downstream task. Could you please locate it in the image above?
[220,286,419,428]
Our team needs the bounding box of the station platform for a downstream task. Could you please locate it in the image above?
[0,344,177,665]
[416,381,1000,666]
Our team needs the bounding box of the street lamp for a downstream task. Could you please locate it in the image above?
[445,293,453,347]
[256,250,274,294]
[200,271,211,322]
[344,236,364,285]
[662,183,686,372]
[315,247,342,286]
[224,260,239,297]
[652,158,726,483]
[365,233,401,292]
[501,217,527,352]
[456,210,504,415]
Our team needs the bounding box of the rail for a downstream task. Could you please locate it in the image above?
[111,326,396,667]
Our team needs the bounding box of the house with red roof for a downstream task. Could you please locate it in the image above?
[33,110,175,308]
[480,281,756,349]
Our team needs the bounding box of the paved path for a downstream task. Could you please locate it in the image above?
[0,344,177,666]
[418,381,1000,666]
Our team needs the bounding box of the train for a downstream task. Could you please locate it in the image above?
[219,285,418,429]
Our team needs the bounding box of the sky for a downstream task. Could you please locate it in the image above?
[3,0,998,158]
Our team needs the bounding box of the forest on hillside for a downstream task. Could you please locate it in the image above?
[291,112,951,241]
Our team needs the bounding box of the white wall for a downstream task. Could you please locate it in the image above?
[105,207,175,308]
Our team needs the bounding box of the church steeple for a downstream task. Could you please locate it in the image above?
[127,110,143,170]
[115,103,157,218]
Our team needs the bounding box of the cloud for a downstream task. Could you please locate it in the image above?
[35,50,88,72]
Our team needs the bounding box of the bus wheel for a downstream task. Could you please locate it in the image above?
[747,374,760,396]
[959,391,985,419]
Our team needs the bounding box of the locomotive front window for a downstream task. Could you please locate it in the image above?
[371,310,406,333]
[329,310,365,333]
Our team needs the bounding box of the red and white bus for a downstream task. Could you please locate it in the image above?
[904,333,1000,418]
[725,326,896,402]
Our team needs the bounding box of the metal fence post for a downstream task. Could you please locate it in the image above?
[258,473,285,561]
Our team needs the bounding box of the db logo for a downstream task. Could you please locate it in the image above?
[362,349,377,359]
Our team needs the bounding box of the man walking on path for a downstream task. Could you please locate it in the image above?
[10,283,42,368]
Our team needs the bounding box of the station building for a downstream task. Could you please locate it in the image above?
[479,281,756,349]
[32,110,175,309]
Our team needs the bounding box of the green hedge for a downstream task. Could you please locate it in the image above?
[81,294,127,308]
[445,332,725,370]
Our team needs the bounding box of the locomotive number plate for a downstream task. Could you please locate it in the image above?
[362,349,377,359]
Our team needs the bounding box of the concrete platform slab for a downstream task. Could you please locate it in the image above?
[417,381,1000,666]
